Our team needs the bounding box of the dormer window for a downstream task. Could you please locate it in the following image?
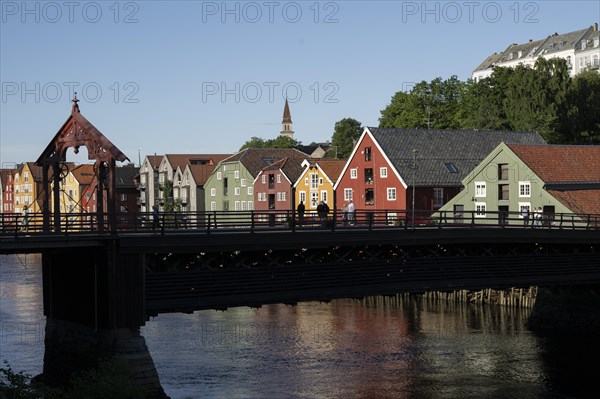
[582,39,587,50]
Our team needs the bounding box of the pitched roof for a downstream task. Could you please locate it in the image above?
[368,128,546,186]
[315,159,347,183]
[507,144,600,183]
[145,155,163,169]
[188,164,218,186]
[71,164,95,185]
[497,39,545,63]
[259,156,306,183]
[473,51,504,72]
[536,28,590,57]
[222,148,309,178]
[165,154,231,171]
[547,189,600,215]
[115,165,139,188]
[282,99,292,124]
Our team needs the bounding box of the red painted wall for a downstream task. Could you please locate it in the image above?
[254,170,292,212]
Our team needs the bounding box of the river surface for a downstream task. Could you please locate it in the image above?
[1,254,597,398]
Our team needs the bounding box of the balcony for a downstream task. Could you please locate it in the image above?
[180,197,188,206]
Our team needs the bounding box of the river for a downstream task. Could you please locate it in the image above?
[1,254,597,398]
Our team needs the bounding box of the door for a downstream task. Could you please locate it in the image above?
[498,206,509,226]
[453,204,464,224]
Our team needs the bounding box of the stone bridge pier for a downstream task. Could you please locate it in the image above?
[39,244,168,398]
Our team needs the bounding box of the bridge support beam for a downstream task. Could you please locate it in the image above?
[528,285,600,335]
[39,244,168,398]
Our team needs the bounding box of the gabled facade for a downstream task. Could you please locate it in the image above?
[254,156,305,213]
[14,162,44,214]
[71,164,97,214]
[138,155,162,212]
[334,127,546,216]
[294,159,346,216]
[1,168,16,213]
[473,23,599,80]
[180,163,219,212]
[437,143,600,224]
[204,148,308,213]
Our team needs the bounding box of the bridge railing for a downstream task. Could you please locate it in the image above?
[1,209,599,236]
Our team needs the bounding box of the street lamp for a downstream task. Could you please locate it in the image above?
[412,149,418,229]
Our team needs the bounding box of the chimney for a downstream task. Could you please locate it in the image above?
[529,39,532,42]
[594,22,598,32]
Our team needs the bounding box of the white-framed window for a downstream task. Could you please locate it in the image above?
[277,192,282,201]
[262,175,266,184]
[235,201,240,211]
[344,188,353,201]
[258,193,266,201]
[310,192,319,208]
[475,202,486,217]
[304,178,308,186]
[299,191,306,204]
[433,188,443,207]
[282,191,286,201]
[380,167,388,178]
[223,165,227,171]
[321,191,327,203]
[519,181,531,197]
[210,201,216,211]
[210,188,216,197]
[235,187,240,196]
[217,171,222,180]
[387,187,396,201]
[276,174,282,183]
[475,182,486,197]
[350,168,358,179]
[248,201,254,210]
[518,202,531,217]
[241,178,247,187]
[310,173,319,189]
[234,171,239,179]
[247,187,253,195]
[241,201,247,211]
[319,178,323,185]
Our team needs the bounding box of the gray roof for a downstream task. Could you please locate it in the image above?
[222,148,309,178]
[536,28,589,57]
[497,39,545,63]
[368,128,546,186]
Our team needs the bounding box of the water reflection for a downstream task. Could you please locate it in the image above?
[1,255,597,399]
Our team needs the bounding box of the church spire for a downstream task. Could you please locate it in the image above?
[280,98,294,139]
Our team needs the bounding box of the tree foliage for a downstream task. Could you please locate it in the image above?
[331,118,362,158]
[379,61,599,144]
[239,135,299,151]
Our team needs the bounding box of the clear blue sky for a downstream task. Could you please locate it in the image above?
[1,0,598,165]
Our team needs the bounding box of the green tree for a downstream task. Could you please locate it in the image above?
[331,118,362,158]
[239,136,299,151]
[162,179,174,212]
[566,70,600,143]
[379,76,466,129]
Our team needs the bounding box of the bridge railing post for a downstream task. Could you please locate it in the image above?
[251,211,255,233]
[471,211,475,228]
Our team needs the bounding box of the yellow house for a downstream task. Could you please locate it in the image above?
[293,159,346,215]
[14,162,43,214]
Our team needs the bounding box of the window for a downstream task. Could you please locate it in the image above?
[235,201,240,211]
[262,175,266,184]
[247,187,253,195]
[277,192,282,201]
[235,187,240,196]
[299,191,306,204]
[365,188,374,205]
[518,202,531,218]
[234,171,240,179]
[498,164,509,181]
[498,184,509,200]
[380,167,388,178]
[304,178,308,186]
[310,192,319,208]
[217,171,222,180]
[258,193,266,201]
[433,188,443,207]
[475,182,486,197]
[364,168,373,184]
[365,147,372,161]
[350,168,358,179]
[387,187,396,201]
[344,188,353,201]
[223,201,229,211]
[248,201,254,210]
[210,188,216,196]
[444,163,458,173]
[281,191,286,201]
[241,178,247,187]
[268,174,275,189]
[319,178,323,185]
[120,206,127,212]
[519,181,531,197]
[475,202,486,217]
[310,173,319,189]
[223,178,228,196]
[276,174,282,183]
[321,191,327,203]
[210,201,216,211]
[223,165,227,171]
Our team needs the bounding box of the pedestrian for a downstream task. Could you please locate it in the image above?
[21,206,29,232]
[347,200,355,225]
[533,207,542,227]
[152,205,161,230]
[521,207,529,227]
[297,201,305,226]
[317,201,326,223]
[341,201,348,226]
